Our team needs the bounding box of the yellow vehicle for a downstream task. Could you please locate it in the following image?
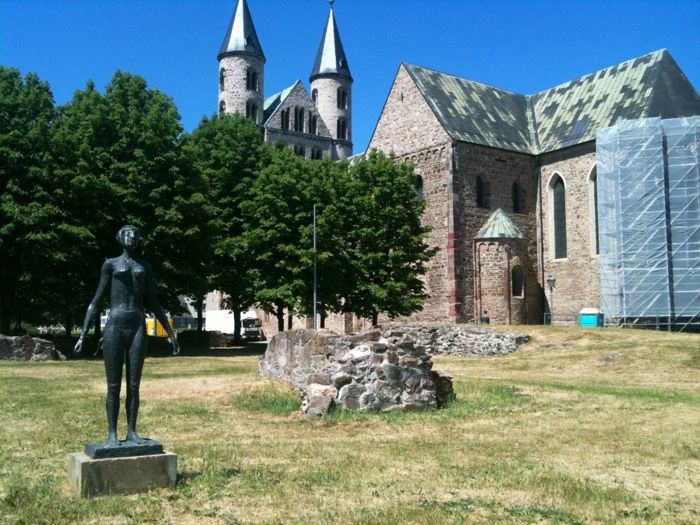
[145,317,174,337]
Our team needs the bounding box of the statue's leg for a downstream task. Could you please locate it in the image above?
[125,322,147,443]
[103,323,125,446]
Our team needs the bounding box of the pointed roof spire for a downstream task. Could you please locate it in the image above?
[310,2,352,82]
[476,209,526,240]
[218,0,265,62]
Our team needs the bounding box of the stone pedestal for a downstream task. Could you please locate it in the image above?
[67,451,177,497]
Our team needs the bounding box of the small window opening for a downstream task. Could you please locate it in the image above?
[511,266,524,297]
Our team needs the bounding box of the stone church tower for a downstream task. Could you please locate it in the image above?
[216,0,353,161]
[310,3,353,160]
[217,0,265,124]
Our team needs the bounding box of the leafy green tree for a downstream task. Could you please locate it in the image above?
[51,71,209,336]
[183,114,268,339]
[0,66,67,333]
[341,150,436,325]
[241,146,351,330]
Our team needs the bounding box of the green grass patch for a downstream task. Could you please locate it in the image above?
[231,382,302,415]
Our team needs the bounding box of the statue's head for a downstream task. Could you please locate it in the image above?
[116,225,141,249]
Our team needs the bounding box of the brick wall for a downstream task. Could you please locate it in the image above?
[453,143,541,323]
[538,142,600,323]
[474,239,530,325]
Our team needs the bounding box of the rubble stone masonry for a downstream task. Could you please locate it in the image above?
[538,142,601,323]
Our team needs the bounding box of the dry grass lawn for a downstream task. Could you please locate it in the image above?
[0,326,698,524]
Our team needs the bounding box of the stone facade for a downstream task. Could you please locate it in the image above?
[217,1,352,161]
[218,55,264,123]
[365,50,700,327]
[537,143,601,323]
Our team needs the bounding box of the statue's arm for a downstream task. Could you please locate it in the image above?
[145,264,181,356]
[74,260,111,353]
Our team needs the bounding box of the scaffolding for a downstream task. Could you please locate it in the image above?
[596,117,700,331]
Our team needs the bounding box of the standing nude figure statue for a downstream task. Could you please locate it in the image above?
[74,225,181,447]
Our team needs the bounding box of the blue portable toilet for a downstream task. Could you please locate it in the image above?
[579,308,604,327]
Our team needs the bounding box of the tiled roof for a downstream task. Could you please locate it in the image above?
[405,50,700,155]
[475,209,526,240]
[405,64,532,153]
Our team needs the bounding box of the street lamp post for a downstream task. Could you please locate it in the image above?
[313,204,317,331]
[546,273,556,324]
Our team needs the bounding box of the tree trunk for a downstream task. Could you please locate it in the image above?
[195,296,204,332]
[287,313,293,330]
[64,316,72,336]
[372,311,379,327]
[233,307,242,345]
[320,313,326,329]
[276,304,284,332]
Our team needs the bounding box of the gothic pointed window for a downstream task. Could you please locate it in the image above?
[309,114,318,135]
[311,89,318,104]
[551,175,568,259]
[512,181,522,213]
[219,100,226,115]
[589,166,599,255]
[219,69,225,92]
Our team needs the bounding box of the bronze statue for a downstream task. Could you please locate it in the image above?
[75,225,180,448]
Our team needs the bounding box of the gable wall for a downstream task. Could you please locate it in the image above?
[369,65,451,156]
[264,84,336,159]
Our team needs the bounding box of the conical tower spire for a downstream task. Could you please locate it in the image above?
[218,0,265,61]
[310,2,352,81]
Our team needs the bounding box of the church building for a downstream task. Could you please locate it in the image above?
[369,50,700,325]
[217,0,353,160]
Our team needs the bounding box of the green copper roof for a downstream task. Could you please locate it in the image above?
[404,50,700,155]
[405,64,532,153]
[476,209,526,240]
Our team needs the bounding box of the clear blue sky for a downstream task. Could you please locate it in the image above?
[1,0,698,154]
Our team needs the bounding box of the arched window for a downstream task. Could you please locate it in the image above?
[337,88,348,109]
[294,145,306,157]
[512,181,522,213]
[311,89,318,104]
[280,108,290,130]
[246,68,258,91]
[511,266,524,297]
[219,69,225,92]
[294,107,304,132]
[551,175,567,259]
[246,101,257,122]
[337,118,347,140]
[415,173,424,201]
[589,166,599,255]
[309,114,318,135]
[476,175,487,208]
[219,100,226,115]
